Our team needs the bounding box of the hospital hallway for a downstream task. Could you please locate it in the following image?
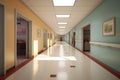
[5,42,119,80]
[0,0,120,80]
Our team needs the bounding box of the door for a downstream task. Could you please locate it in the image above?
[0,3,5,75]
[60,36,63,41]
[52,34,54,44]
[43,29,48,49]
[72,32,76,47]
[83,24,90,53]
[50,33,52,46]
[15,12,32,66]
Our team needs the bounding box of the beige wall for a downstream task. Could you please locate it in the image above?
[0,0,56,70]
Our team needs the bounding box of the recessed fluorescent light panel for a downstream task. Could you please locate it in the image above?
[59,26,66,28]
[53,0,75,6]
[59,29,64,32]
[58,22,67,25]
[56,15,70,18]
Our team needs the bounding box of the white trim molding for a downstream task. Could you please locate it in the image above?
[90,42,120,49]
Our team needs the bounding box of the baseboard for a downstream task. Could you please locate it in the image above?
[75,47,120,79]
[0,57,34,80]
[6,66,15,73]
[0,43,57,80]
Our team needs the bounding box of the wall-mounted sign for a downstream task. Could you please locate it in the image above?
[37,29,40,37]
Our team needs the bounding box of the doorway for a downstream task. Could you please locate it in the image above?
[60,36,63,41]
[72,32,76,47]
[83,24,90,53]
[43,29,48,49]
[15,12,32,66]
[50,33,52,46]
[0,3,5,76]
[52,34,55,44]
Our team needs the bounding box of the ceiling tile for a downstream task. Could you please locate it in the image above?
[22,0,103,35]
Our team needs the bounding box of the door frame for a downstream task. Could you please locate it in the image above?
[43,29,48,49]
[81,23,90,51]
[14,10,32,66]
[0,2,6,75]
[72,32,76,47]
[82,24,91,52]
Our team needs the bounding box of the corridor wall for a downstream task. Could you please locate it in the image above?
[0,0,56,71]
[64,0,120,72]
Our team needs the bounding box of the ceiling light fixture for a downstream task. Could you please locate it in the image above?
[56,15,70,18]
[58,22,67,25]
[59,26,66,28]
[53,0,75,6]
[59,29,64,32]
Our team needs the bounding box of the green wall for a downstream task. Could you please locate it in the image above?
[64,0,120,72]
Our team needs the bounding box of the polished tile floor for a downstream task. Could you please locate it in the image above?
[6,42,120,80]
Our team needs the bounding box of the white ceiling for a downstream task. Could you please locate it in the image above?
[21,0,103,35]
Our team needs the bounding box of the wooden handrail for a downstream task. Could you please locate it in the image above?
[90,42,120,48]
